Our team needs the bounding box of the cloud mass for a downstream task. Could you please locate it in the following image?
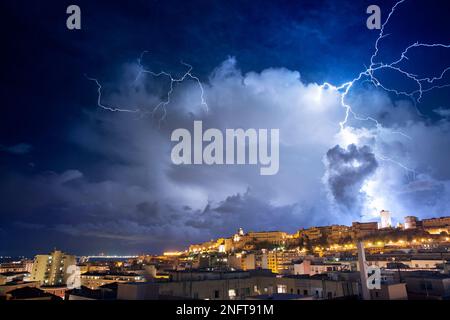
[2,56,450,256]
[324,144,378,217]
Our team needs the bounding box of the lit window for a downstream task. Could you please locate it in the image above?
[277,285,287,293]
[228,289,236,299]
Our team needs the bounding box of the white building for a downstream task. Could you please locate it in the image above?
[380,210,392,229]
[30,250,77,286]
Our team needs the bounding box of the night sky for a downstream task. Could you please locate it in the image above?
[1,0,450,256]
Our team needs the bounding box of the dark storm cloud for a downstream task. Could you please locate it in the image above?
[325,144,378,215]
[0,72,340,248]
[184,189,319,235]
[2,0,450,256]
[0,168,193,249]
[3,53,450,255]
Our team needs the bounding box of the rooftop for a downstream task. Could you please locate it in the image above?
[81,271,140,277]
[7,287,62,300]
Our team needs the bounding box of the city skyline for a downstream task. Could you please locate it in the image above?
[2,212,449,257]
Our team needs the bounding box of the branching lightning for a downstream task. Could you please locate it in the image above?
[319,0,450,177]
[87,51,208,124]
[134,51,208,123]
[87,0,449,179]
[85,76,141,113]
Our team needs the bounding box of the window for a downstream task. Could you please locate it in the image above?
[303,290,308,295]
[228,289,236,299]
[375,292,379,297]
[277,285,287,293]
[214,290,220,299]
[420,282,433,291]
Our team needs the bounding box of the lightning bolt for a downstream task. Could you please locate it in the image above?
[135,51,208,123]
[87,0,448,178]
[320,0,450,177]
[85,75,141,113]
[87,51,208,125]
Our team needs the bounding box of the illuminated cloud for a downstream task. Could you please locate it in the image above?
[1,0,450,255]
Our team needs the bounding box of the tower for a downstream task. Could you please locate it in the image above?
[404,216,418,229]
[380,210,392,229]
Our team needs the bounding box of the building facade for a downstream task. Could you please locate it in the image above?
[30,250,77,286]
